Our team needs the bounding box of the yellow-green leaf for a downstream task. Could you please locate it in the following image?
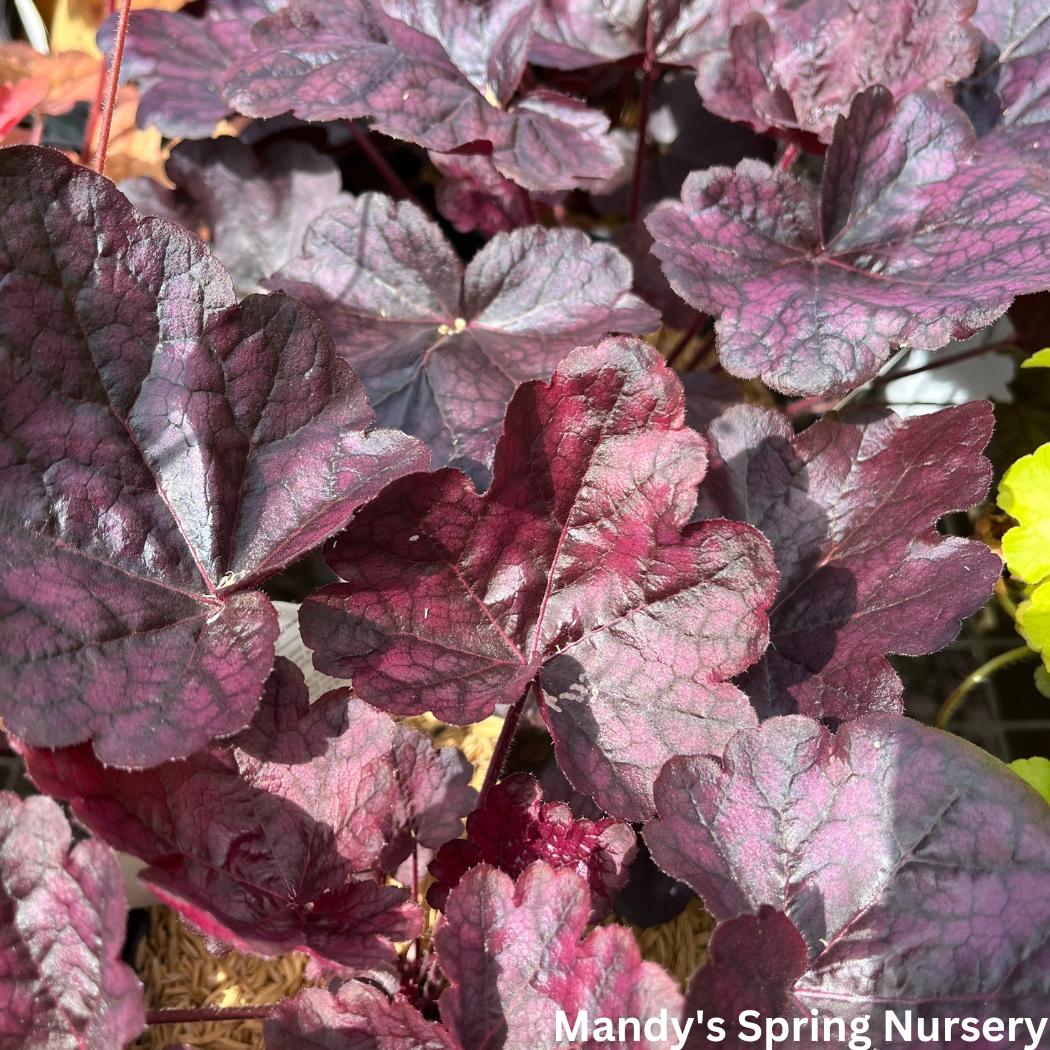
[999,442,1050,586]
[1022,348,1050,369]
[1009,756,1050,805]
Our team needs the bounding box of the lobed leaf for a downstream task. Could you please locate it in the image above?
[426,772,635,921]
[0,146,426,767]
[696,402,1002,720]
[300,337,777,819]
[435,862,682,1050]
[268,197,658,485]
[645,715,1050,1024]
[0,792,146,1050]
[18,658,426,969]
[647,87,1050,397]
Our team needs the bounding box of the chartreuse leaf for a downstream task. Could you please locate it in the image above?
[1011,756,1050,805]
[999,442,1050,674]
[1024,347,1050,368]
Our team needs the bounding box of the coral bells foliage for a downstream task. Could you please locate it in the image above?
[9,0,1050,1039]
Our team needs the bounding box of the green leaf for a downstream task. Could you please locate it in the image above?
[1009,757,1050,805]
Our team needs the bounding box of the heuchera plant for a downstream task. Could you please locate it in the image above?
[4,0,1050,1045]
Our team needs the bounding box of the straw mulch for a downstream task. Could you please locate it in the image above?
[130,715,716,1048]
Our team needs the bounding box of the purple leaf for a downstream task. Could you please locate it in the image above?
[106,0,278,138]
[647,87,1050,397]
[379,722,477,875]
[680,371,740,434]
[222,0,622,190]
[530,0,779,71]
[426,772,635,921]
[435,863,683,1050]
[0,792,146,1050]
[121,136,350,296]
[17,658,422,969]
[268,198,658,484]
[645,714,1050,1023]
[0,146,427,767]
[266,982,458,1050]
[696,402,1001,721]
[300,338,777,820]
[694,0,978,144]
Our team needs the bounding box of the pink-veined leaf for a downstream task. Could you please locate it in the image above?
[268,196,658,485]
[694,0,978,144]
[0,792,146,1050]
[0,145,426,768]
[299,337,777,820]
[647,87,1050,397]
[645,715,1050,1026]
[121,136,351,297]
[695,402,1001,721]
[435,863,683,1050]
[426,772,635,921]
[17,658,425,969]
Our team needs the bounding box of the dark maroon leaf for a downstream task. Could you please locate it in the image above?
[683,907,810,1049]
[268,198,658,484]
[379,722,476,875]
[645,714,1050,1025]
[972,1,1050,166]
[647,87,1050,397]
[0,146,426,768]
[694,0,978,144]
[222,0,622,191]
[0,792,146,1050]
[266,982,458,1050]
[105,0,277,138]
[435,863,683,1050]
[17,659,422,969]
[696,402,1001,721]
[426,772,635,921]
[300,338,777,820]
[680,371,740,434]
[121,137,350,296]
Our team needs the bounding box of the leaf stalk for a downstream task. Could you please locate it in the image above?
[146,1006,273,1024]
[92,0,133,174]
[935,645,1038,729]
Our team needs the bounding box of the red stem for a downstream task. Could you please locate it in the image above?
[93,0,133,174]
[665,312,707,369]
[476,684,530,807]
[345,121,421,207]
[81,58,106,165]
[777,142,799,171]
[626,18,655,226]
[516,183,536,225]
[146,1007,272,1024]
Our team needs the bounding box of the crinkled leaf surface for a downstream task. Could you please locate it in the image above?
[269,197,658,484]
[18,659,422,968]
[121,136,351,296]
[696,402,1001,720]
[0,146,426,767]
[300,338,776,820]
[426,772,635,921]
[266,982,458,1050]
[436,863,683,1050]
[647,87,1050,397]
[530,0,778,71]
[0,792,146,1050]
[221,0,621,190]
[694,0,977,143]
[645,715,1050,1022]
[107,0,282,138]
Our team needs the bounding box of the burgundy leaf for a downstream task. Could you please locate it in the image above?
[379,722,477,875]
[530,0,779,71]
[121,136,350,296]
[683,907,810,1049]
[221,0,622,191]
[0,792,146,1050]
[0,146,426,767]
[680,371,740,434]
[268,198,658,484]
[694,0,978,144]
[426,772,635,921]
[647,87,1050,396]
[300,338,777,819]
[106,0,278,138]
[645,715,1050,1025]
[696,402,1001,721]
[435,863,683,1050]
[17,659,422,969]
[266,982,457,1050]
